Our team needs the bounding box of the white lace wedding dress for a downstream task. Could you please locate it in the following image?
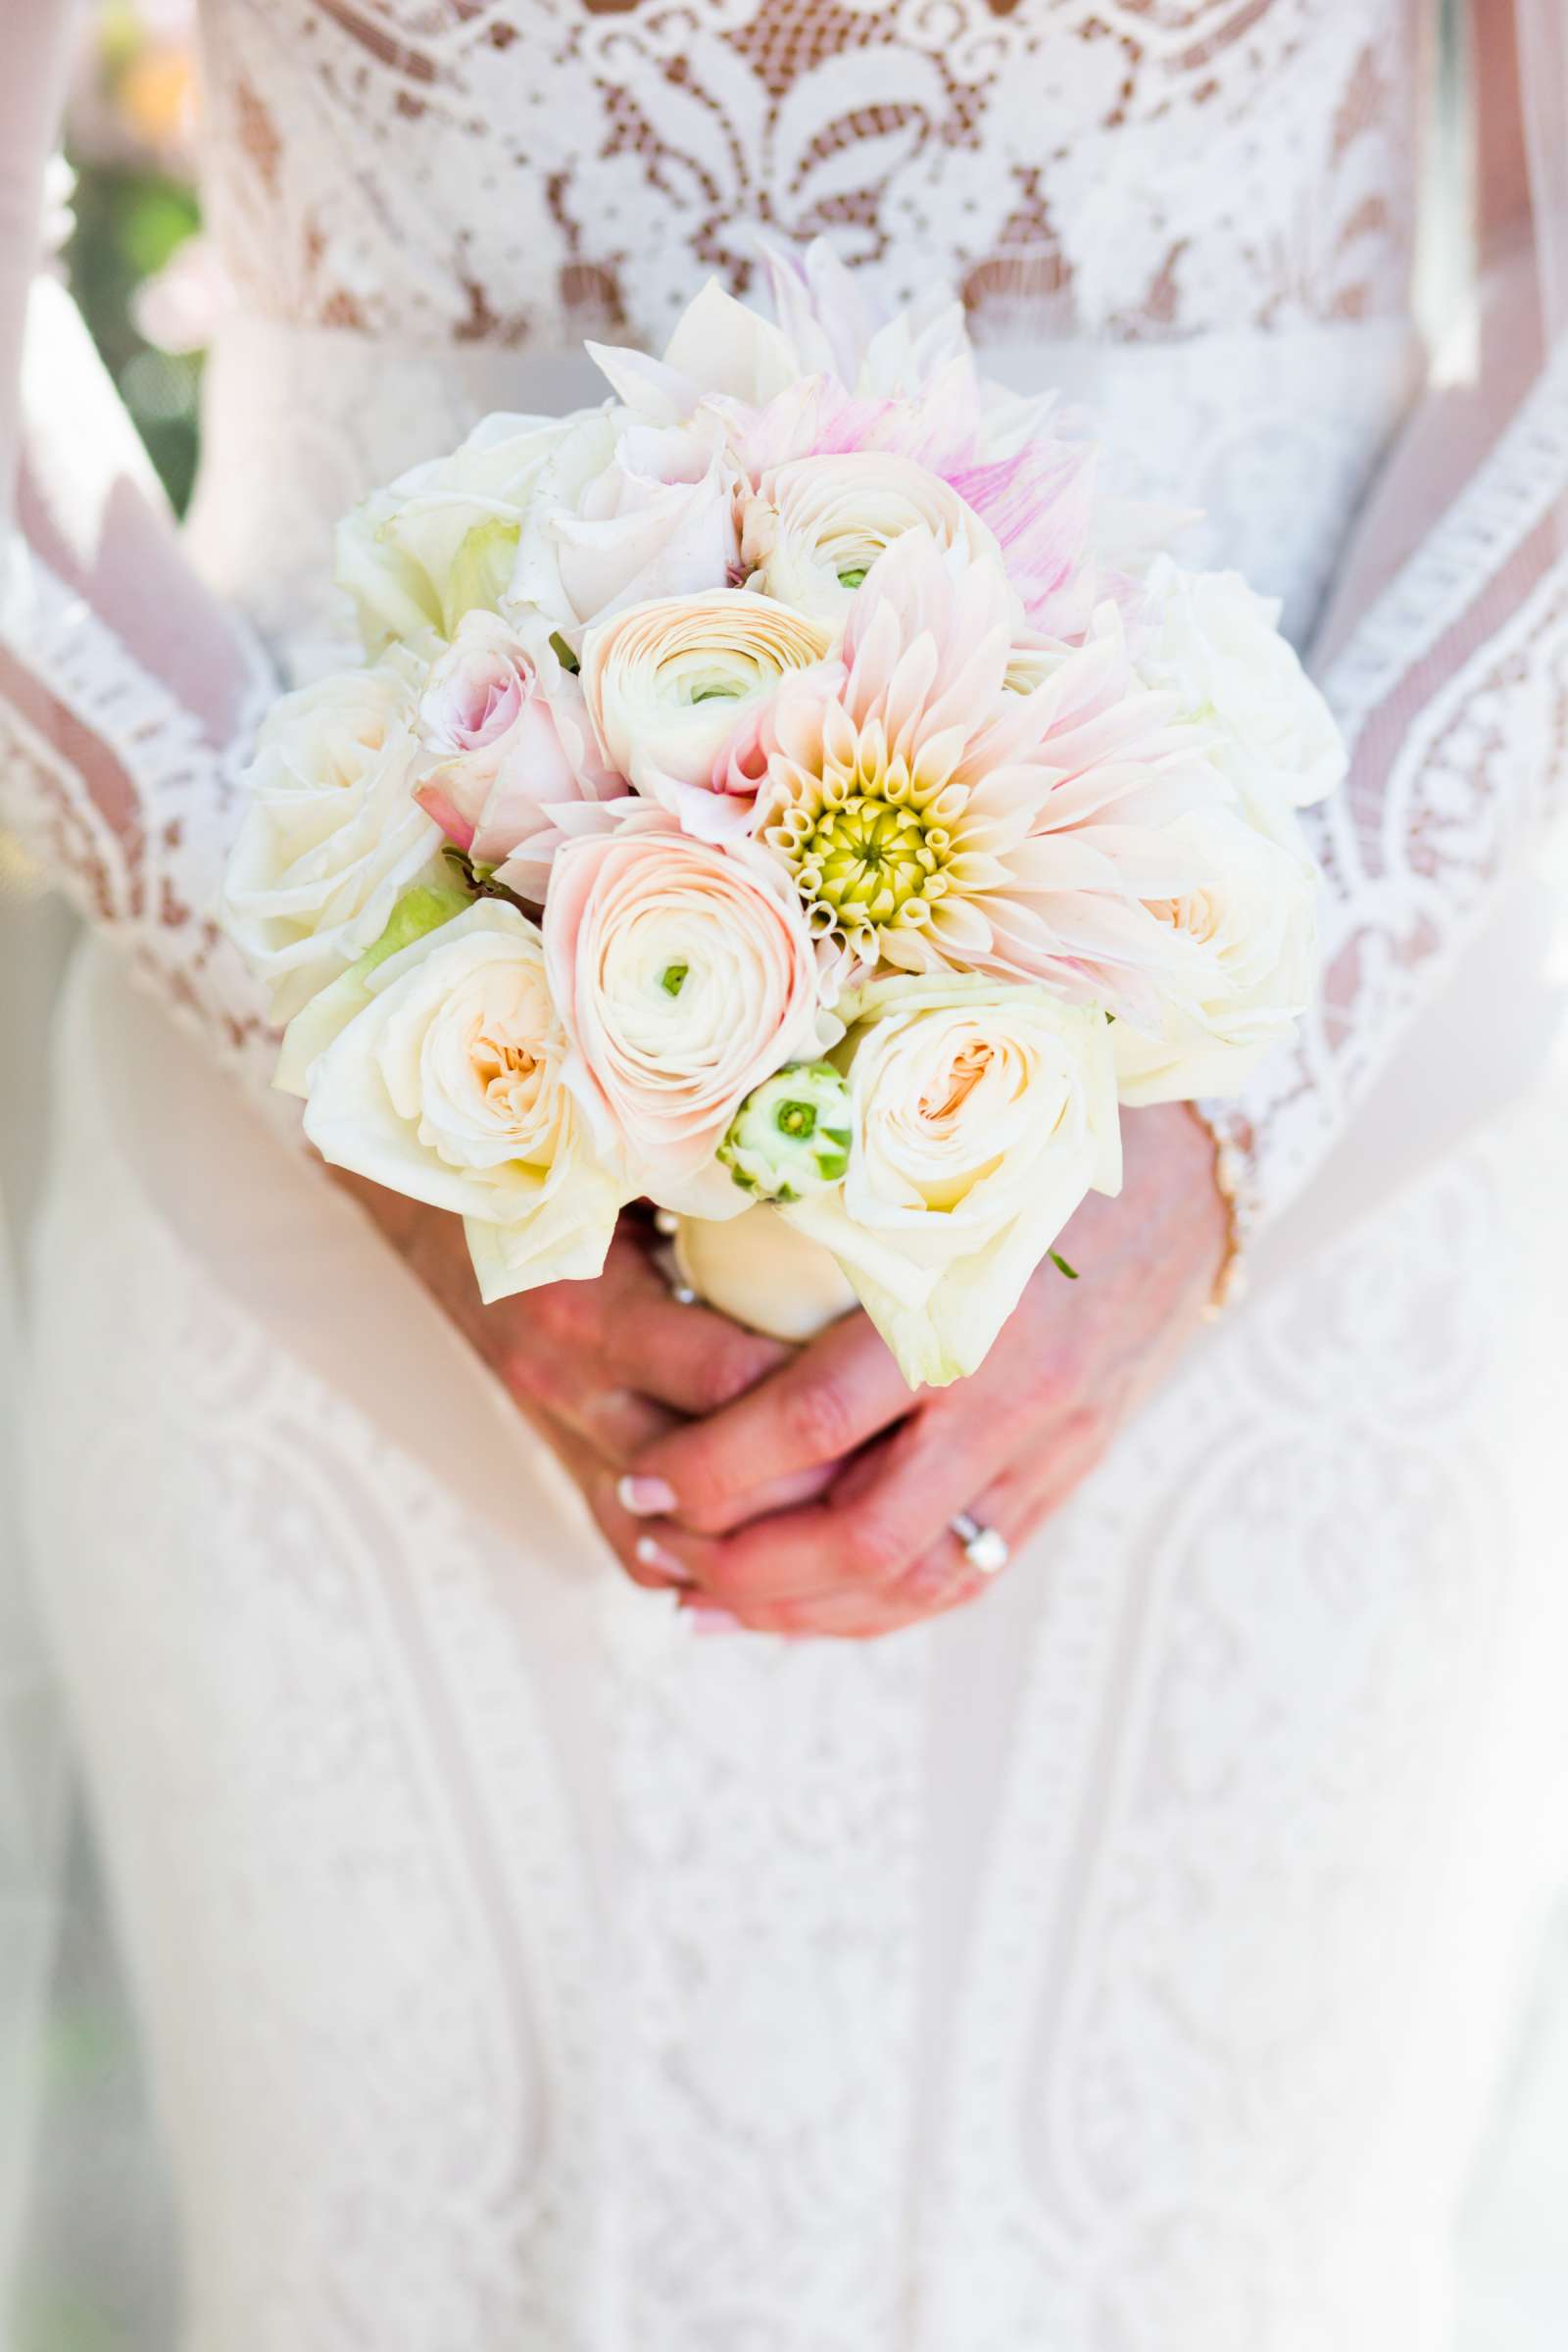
[4,3,1568,2346]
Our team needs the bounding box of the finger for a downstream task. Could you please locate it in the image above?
[621,1310,917,1538]
[690,1560,991,1641]
[601,1272,791,1418]
[889,1409,1108,1612]
[570,1386,682,1466]
[671,1378,1024,1608]
[731,1411,1108,1637]
[583,1462,710,1597]
[493,1235,789,1425]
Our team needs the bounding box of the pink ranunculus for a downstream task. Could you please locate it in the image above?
[543,811,830,1211]
[413,610,619,881]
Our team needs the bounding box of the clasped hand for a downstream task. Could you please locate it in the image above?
[350,1102,1227,1639]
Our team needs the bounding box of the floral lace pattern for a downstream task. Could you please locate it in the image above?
[198,0,1419,355]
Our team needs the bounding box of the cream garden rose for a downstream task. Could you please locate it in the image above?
[740,451,1007,637]
[543,816,832,1214]
[335,413,571,654]
[222,654,443,1024]
[785,973,1122,1386]
[507,407,743,648]
[284,899,628,1302]
[580,590,829,839]
[1112,807,1318,1104]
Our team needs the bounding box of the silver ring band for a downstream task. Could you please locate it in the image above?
[950,1510,1009,1576]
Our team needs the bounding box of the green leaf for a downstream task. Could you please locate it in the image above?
[1049,1250,1080,1282]
[363,878,472,973]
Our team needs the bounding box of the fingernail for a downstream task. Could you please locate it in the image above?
[684,1604,744,1635]
[635,1534,694,1586]
[618,1474,678,1517]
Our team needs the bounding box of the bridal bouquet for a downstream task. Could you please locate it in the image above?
[222,245,1345,1388]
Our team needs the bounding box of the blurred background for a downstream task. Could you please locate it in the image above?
[5,6,1568,2346]
[65,0,206,514]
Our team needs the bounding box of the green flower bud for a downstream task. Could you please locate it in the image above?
[719,1061,854,1203]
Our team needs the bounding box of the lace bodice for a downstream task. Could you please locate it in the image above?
[196,0,1418,355]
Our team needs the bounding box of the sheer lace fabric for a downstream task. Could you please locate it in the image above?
[195,0,1420,351]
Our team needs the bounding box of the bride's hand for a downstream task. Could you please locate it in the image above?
[602,1104,1230,1637]
[333,1175,795,1586]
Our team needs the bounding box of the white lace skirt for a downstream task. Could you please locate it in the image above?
[15,908,1568,2351]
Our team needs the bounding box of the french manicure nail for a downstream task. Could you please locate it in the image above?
[618,1474,678,1517]
[635,1534,694,1586]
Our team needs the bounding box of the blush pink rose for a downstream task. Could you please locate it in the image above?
[413,610,618,876]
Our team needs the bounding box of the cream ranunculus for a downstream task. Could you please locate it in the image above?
[784,974,1122,1387]
[335,412,575,655]
[1135,555,1347,844]
[740,451,1007,637]
[412,610,620,876]
[222,654,443,1024]
[1111,807,1318,1104]
[285,899,629,1302]
[543,814,833,1215]
[580,590,829,840]
[507,407,742,649]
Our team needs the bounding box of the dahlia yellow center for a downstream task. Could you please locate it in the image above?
[804,793,951,922]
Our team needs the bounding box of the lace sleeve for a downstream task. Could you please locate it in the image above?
[1202,228,1568,1236]
[0,3,277,1093]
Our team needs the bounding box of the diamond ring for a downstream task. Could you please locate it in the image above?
[950,1510,1009,1576]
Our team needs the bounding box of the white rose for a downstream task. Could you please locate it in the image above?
[785,974,1122,1387]
[335,412,574,653]
[740,452,1006,637]
[223,655,442,1023]
[507,408,742,647]
[287,900,628,1303]
[1136,556,1347,842]
[580,590,829,840]
[1111,808,1318,1105]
